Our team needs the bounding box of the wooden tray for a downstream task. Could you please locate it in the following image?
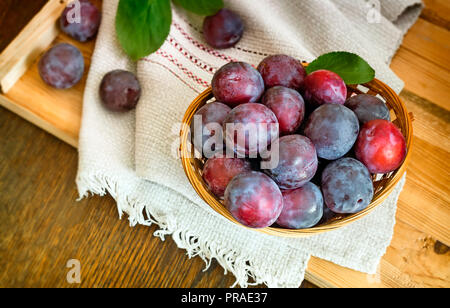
[0,0,448,288]
[0,0,100,147]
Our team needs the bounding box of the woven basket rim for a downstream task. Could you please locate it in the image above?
[180,72,413,238]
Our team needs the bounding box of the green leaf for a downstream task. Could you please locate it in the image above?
[173,0,224,16]
[305,52,375,85]
[116,0,172,61]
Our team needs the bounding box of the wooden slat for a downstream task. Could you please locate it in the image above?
[307,218,450,288]
[0,0,69,93]
[401,18,450,70]
[391,47,450,111]
[397,145,450,245]
[0,94,78,147]
[400,90,450,152]
[421,0,450,30]
[396,91,450,244]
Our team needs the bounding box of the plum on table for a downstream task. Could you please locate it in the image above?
[191,102,231,156]
[257,54,306,90]
[202,155,252,198]
[355,119,407,174]
[264,135,318,190]
[99,70,141,112]
[276,182,323,229]
[345,94,391,125]
[304,104,359,160]
[212,62,265,108]
[203,8,244,49]
[303,69,347,106]
[321,157,374,214]
[38,43,84,89]
[262,86,305,136]
[223,103,279,157]
[60,0,101,42]
[224,171,283,228]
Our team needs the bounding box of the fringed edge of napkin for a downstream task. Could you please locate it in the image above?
[77,172,308,288]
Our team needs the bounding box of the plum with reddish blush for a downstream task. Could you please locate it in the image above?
[224,172,283,228]
[303,70,347,106]
[99,70,141,112]
[276,182,323,229]
[264,135,318,190]
[345,94,391,125]
[212,62,265,108]
[322,158,374,214]
[304,104,359,160]
[355,119,407,174]
[190,102,231,155]
[203,9,244,49]
[60,0,101,42]
[262,86,305,135]
[202,155,252,198]
[223,103,279,157]
[257,55,307,90]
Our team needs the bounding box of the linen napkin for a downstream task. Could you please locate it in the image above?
[77,0,422,287]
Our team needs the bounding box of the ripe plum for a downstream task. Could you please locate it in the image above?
[224,171,283,228]
[276,182,323,229]
[203,9,244,49]
[304,104,359,160]
[38,43,84,89]
[212,62,265,108]
[262,86,305,135]
[321,158,374,214]
[99,70,141,112]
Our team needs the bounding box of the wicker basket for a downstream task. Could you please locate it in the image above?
[180,65,413,238]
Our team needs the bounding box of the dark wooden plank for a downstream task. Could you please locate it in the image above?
[421,0,450,30]
[0,106,317,288]
[0,0,48,52]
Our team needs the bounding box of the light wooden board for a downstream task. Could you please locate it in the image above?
[0,0,449,288]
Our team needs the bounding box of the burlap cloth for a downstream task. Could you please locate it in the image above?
[77,0,422,287]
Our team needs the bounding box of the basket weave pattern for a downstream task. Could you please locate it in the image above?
[180,71,413,237]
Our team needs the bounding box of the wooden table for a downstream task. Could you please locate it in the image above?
[0,0,449,288]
